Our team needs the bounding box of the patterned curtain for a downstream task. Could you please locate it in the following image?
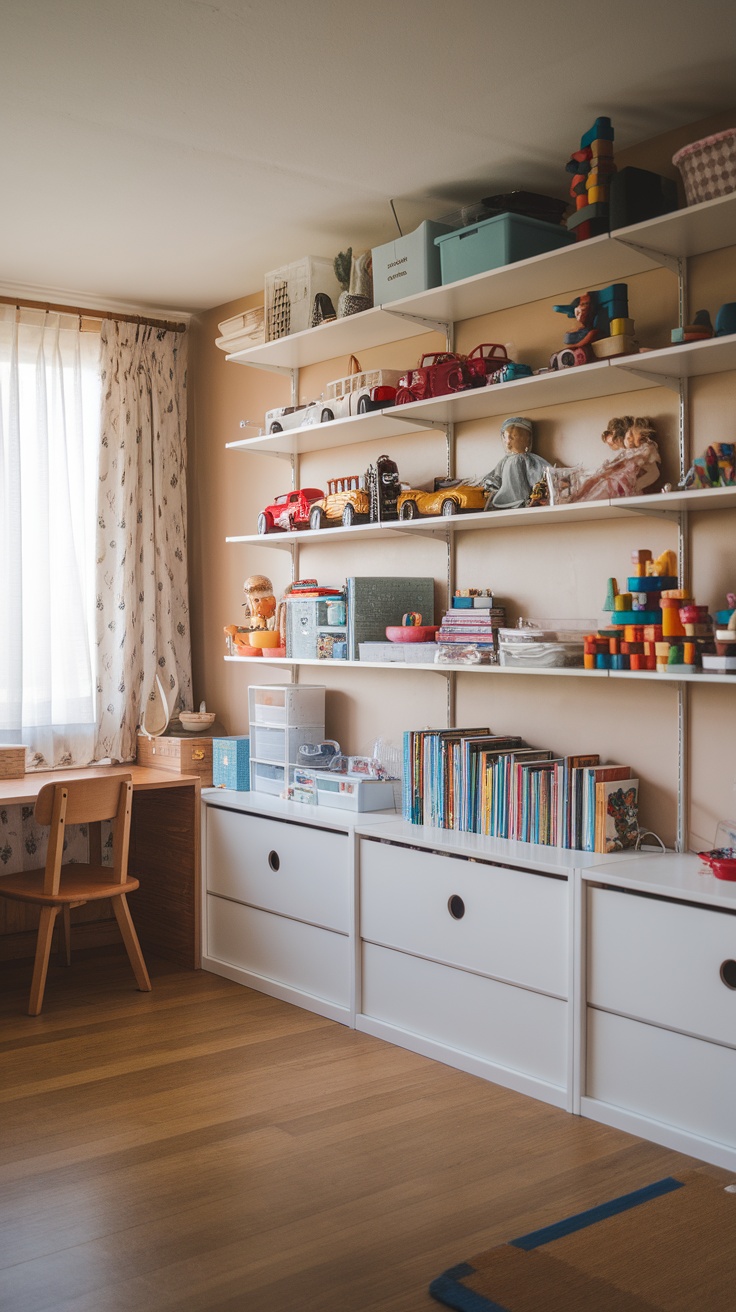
[94,321,192,763]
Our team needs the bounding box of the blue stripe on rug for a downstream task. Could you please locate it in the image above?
[509,1175,684,1251]
[429,1265,510,1312]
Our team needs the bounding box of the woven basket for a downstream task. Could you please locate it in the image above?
[673,128,736,205]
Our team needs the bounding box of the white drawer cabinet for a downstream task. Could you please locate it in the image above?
[356,836,572,1108]
[206,804,349,932]
[360,839,568,996]
[583,882,736,1171]
[202,798,353,1024]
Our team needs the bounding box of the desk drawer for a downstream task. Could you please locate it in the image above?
[206,806,348,932]
[588,887,736,1048]
[362,941,566,1088]
[207,895,349,1007]
[587,1008,736,1152]
[359,839,567,996]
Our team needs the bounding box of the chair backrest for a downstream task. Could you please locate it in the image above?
[34,774,134,895]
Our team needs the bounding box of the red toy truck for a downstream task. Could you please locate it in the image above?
[257,487,325,534]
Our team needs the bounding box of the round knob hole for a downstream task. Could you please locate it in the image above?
[720,959,736,990]
[268,850,280,872]
[448,894,465,920]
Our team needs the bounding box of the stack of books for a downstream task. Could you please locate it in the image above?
[436,594,506,661]
[402,727,639,853]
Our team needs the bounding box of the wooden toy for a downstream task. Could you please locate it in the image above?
[671,309,714,345]
[564,118,615,241]
[680,443,736,489]
[397,478,487,520]
[309,454,401,529]
[552,284,630,367]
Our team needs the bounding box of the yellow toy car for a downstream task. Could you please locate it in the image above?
[309,474,371,529]
[397,479,487,520]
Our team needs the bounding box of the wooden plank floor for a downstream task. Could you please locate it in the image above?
[0,949,729,1312]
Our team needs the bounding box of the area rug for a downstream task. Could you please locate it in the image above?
[429,1171,736,1310]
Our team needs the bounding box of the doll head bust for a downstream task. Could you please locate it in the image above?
[601,415,633,450]
[624,417,657,449]
[243,574,277,629]
[501,416,534,454]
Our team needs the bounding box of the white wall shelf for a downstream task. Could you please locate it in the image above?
[226,304,431,372]
[226,409,425,458]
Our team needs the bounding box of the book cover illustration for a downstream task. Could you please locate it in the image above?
[596,778,640,852]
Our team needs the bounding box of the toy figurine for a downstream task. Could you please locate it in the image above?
[243,574,277,630]
[551,284,630,367]
[546,418,660,504]
[680,442,736,489]
[483,417,551,510]
[564,117,616,243]
[601,415,633,451]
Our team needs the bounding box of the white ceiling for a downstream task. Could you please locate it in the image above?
[2,0,736,315]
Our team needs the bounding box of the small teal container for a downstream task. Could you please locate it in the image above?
[213,736,250,790]
[435,213,573,284]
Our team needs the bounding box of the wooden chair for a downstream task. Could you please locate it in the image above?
[0,774,152,1014]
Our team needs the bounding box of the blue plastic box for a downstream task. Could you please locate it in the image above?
[212,736,250,790]
[435,212,573,285]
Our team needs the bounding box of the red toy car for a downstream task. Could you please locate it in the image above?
[464,343,512,383]
[394,351,473,405]
[257,487,324,534]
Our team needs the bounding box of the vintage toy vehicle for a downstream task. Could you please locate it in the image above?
[464,343,512,383]
[397,478,487,519]
[307,366,405,423]
[549,345,591,370]
[257,487,324,534]
[394,351,474,405]
[487,361,534,384]
[264,402,320,434]
[309,455,401,529]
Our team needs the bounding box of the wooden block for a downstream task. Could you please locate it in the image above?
[591,138,614,157]
[591,334,638,358]
[0,745,26,780]
[610,317,635,336]
[136,732,213,786]
[584,653,596,669]
[614,593,632,611]
[586,185,609,204]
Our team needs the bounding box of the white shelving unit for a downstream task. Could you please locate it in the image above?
[208,193,736,1166]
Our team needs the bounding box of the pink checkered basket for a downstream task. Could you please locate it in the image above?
[673,128,736,205]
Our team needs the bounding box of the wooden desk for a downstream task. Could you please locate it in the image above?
[0,766,200,969]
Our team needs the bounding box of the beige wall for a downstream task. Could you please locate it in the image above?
[189,113,736,851]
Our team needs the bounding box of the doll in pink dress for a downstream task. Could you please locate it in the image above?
[546,416,660,504]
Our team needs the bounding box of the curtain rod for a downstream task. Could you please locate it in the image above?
[0,294,187,334]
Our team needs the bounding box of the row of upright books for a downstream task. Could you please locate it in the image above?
[402,726,639,853]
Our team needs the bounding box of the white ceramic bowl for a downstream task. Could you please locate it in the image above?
[178,711,216,732]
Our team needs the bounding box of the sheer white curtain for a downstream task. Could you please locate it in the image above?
[0,308,101,768]
[94,320,191,763]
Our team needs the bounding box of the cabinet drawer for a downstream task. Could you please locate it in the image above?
[362,941,567,1089]
[588,887,736,1048]
[207,895,350,1007]
[206,806,349,932]
[359,839,567,996]
[587,1008,736,1152]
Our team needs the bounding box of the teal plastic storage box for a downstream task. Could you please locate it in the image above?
[435,212,573,284]
[372,221,453,304]
[212,736,250,790]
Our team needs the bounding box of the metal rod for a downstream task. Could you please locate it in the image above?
[0,294,186,334]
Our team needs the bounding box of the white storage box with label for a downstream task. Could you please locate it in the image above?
[372,221,453,304]
[248,685,326,796]
[264,257,342,340]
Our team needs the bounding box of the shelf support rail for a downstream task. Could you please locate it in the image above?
[382,307,454,340]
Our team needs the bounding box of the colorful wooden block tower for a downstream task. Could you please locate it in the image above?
[565,117,616,242]
[585,549,716,674]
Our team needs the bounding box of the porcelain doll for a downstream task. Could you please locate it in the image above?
[483,417,551,510]
[242,574,277,630]
[546,417,660,504]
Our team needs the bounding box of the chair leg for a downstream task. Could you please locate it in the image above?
[61,905,72,966]
[29,906,60,1016]
[112,896,152,992]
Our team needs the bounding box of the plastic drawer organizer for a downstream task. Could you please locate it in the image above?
[248,684,326,795]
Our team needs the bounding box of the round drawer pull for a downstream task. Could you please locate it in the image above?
[720,959,736,990]
[268,850,280,872]
[448,894,465,920]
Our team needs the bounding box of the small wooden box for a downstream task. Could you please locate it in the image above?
[136,733,213,785]
[0,745,26,780]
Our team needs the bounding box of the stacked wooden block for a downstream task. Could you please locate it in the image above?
[584,549,717,673]
[565,117,616,242]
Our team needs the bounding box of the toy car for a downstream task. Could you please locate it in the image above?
[264,402,320,434]
[394,352,474,405]
[549,345,591,370]
[306,367,405,423]
[487,361,534,384]
[397,479,487,519]
[309,455,401,529]
[257,487,324,534]
[464,343,512,383]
